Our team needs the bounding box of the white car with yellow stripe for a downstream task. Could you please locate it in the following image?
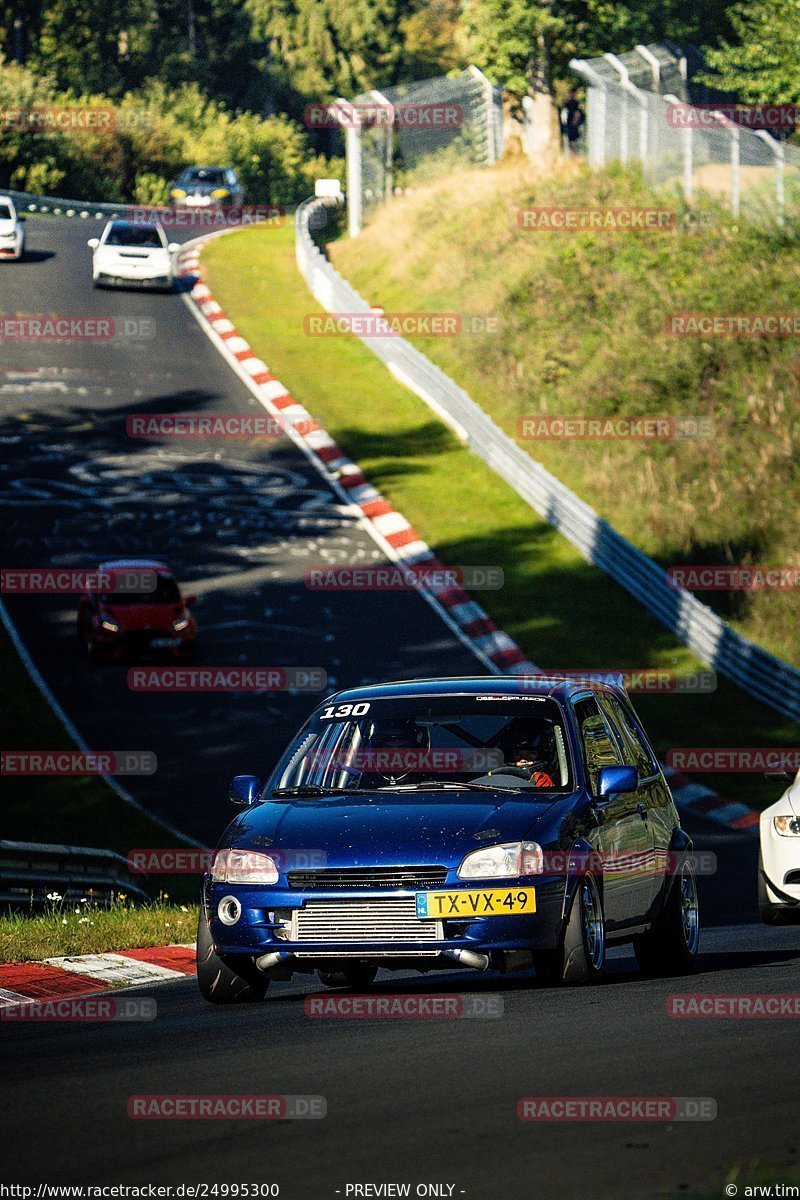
[759,770,800,923]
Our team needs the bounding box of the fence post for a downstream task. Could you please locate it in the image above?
[635,44,661,92]
[342,101,362,237]
[365,89,394,203]
[604,53,649,168]
[754,129,785,226]
[666,92,692,200]
[569,60,609,168]
[468,64,501,165]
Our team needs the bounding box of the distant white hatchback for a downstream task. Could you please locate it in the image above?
[0,195,26,261]
[759,769,800,923]
[88,219,178,290]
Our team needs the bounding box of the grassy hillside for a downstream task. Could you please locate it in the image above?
[203,221,796,811]
[332,159,800,667]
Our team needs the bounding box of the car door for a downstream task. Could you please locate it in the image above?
[596,692,661,923]
[600,692,674,917]
[572,693,650,931]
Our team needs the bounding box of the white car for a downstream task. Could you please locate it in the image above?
[759,769,800,923]
[88,219,178,290]
[0,195,26,261]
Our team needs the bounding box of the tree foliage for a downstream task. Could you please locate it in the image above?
[703,0,800,104]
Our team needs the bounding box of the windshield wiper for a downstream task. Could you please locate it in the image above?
[387,781,525,793]
[270,785,361,798]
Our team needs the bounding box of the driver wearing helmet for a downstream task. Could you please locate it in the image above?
[360,717,431,786]
[492,720,555,786]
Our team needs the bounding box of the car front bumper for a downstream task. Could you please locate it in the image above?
[205,878,568,962]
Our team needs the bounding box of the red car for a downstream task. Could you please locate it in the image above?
[77,559,197,661]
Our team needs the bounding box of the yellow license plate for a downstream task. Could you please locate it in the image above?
[415,887,536,919]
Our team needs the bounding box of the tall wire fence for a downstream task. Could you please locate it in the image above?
[570,47,800,228]
[340,67,503,236]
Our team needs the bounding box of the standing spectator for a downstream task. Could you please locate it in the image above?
[560,89,585,154]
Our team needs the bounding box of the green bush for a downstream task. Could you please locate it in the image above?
[0,62,343,205]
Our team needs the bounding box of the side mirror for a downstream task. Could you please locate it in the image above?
[597,764,638,798]
[87,237,100,249]
[229,775,261,807]
[184,594,197,607]
[167,242,180,253]
[19,215,26,222]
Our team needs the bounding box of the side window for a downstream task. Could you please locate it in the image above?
[573,696,621,794]
[600,694,656,776]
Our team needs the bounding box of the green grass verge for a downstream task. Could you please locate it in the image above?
[201,216,795,811]
[0,901,199,963]
[1,620,198,902]
[333,160,800,667]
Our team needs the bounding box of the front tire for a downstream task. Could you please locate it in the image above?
[197,908,268,1004]
[535,874,606,986]
[635,857,700,976]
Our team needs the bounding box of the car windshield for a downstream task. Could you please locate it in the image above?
[104,223,163,247]
[100,577,180,605]
[0,203,13,221]
[178,168,226,186]
[270,695,573,796]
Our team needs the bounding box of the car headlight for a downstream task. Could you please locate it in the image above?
[774,816,800,837]
[457,841,543,879]
[100,618,120,633]
[211,188,230,199]
[211,848,279,884]
[172,615,190,632]
[171,188,187,198]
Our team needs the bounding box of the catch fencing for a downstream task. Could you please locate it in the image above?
[339,67,503,236]
[296,194,800,721]
[570,47,800,227]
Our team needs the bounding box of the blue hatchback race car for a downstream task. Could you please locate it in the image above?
[198,676,700,1001]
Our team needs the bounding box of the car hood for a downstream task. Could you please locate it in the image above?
[232,791,565,867]
[102,601,183,630]
[0,218,18,234]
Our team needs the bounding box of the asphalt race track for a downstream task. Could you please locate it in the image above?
[2,216,800,1200]
[0,217,480,842]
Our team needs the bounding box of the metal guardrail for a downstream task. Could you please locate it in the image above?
[296,195,800,722]
[1,187,133,219]
[0,840,149,908]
